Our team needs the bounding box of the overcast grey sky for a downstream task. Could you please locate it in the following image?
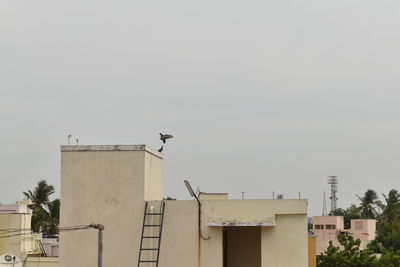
[1,0,400,216]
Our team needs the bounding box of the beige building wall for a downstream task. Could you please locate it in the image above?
[25,257,59,267]
[158,200,198,267]
[60,145,308,267]
[0,211,40,260]
[59,145,163,267]
[262,214,308,267]
[199,193,228,200]
[159,200,308,267]
[0,202,55,266]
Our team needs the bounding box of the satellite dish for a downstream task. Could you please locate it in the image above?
[0,254,22,267]
[184,180,196,197]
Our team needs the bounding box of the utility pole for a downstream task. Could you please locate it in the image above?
[90,223,105,267]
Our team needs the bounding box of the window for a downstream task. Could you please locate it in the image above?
[326,224,336,230]
[315,225,324,229]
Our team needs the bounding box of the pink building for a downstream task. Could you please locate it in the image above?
[312,216,376,255]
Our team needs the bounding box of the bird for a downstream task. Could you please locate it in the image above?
[158,146,164,153]
[159,133,173,144]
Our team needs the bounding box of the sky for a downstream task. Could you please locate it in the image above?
[1,0,400,216]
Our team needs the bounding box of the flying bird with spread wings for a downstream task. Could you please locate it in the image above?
[160,133,173,144]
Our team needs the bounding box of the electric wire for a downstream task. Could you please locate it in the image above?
[0,224,95,238]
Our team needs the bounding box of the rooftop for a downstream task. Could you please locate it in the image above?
[60,145,163,158]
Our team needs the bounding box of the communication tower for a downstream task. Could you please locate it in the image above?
[327,175,338,212]
[322,191,327,216]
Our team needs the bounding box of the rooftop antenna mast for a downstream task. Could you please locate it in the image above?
[322,191,327,216]
[327,175,338,212]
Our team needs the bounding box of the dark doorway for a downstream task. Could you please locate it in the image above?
[223,227,261,267]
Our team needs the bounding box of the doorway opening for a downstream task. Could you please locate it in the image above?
[223,226,261,267]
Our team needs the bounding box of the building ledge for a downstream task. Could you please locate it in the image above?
[207,222,275,227]
[60,145,163,158]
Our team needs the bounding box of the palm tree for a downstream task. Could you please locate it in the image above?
[23,180,55,209]
[380,189,400,225]
[23,180,56,233]
[43,199,60,236]
[357,189,381,219]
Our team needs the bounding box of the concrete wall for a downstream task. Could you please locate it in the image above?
[0,213,38,260]
[262,214,308,267]
[159,200,307,267]
[199,193,228,200]
[351,219,376,240]
[60,145,308,267]
[313,216,376,254]
[25,257,58,267]
[158,201,198,267]
[59,145,163,267]
[144,151,163,201]
[350,219,376,250]
[313,216,344,230]
[42,239,59,257]
[313,216,344,255]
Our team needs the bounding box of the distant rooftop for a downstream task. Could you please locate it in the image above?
[0,203,30,214]
[60,145,163,158]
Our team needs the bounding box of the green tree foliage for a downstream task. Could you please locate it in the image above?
[319,189,400,266]
[357,189,381,219]
[318,233,400,267]
[23,180,60,235]
[317,234,377,267]
[330,205,361,229]
[369,190,400,252]
[380,190,400,225]
[44,199,60,236]
[376,249,400,267]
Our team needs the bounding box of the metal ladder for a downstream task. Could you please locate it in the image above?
[37,239,47,257]
[137,201,166,267]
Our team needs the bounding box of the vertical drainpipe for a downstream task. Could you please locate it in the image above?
[184,181,210,267]
[193,196,210,267]
[198,200,202,267]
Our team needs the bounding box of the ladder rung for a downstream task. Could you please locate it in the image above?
[144,225,162,227]
[141,248,159,250]
[139,260,157,263]
[143,236,160,238]
[145,213,163,215]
